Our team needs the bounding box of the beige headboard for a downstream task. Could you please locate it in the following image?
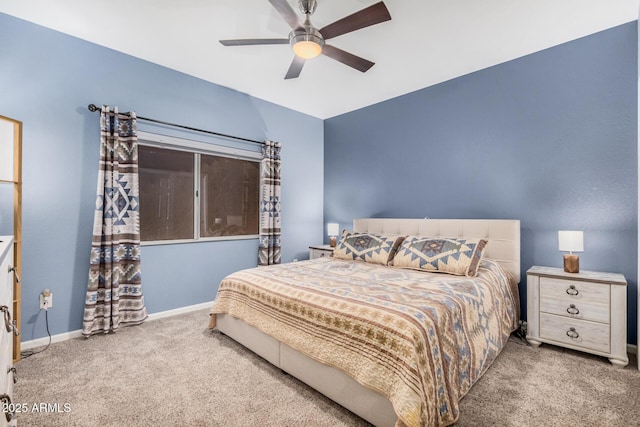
[353,218,521,283]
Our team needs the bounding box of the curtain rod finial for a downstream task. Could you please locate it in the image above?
[88,104,100,112]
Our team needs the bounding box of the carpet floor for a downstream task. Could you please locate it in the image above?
[12,308,640,426]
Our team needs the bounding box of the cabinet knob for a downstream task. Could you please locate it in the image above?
[566,327,580,339]
[565,285,579,296]
[566,304,580,315]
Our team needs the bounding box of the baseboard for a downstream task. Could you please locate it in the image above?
[146,301,213,321]
[627,343,638,355]
[21,329,84,351]
[20,301,214,351]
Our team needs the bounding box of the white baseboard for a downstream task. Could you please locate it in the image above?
[146,301,213,321]
[20,301,213,352]
[21,329,83,351]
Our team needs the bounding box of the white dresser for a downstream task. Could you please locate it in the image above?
[526,266,628,368]
[0,237,16,425]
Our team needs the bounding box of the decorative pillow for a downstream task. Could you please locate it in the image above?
[333,232,405,265]
[392,236,488,277]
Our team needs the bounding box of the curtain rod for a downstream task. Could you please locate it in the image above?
[87,104,263,146]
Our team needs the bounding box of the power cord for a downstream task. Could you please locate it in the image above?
[20,310,52,359]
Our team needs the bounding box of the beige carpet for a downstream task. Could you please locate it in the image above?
[13,309,640,426]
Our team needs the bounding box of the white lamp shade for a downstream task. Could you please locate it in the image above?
[558,230,584,253]
[327,223,340,237]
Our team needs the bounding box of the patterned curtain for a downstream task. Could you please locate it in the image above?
[258,140,282,266]
[83,106,148,337]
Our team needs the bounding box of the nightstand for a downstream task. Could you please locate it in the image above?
[526,266,628,368]
[309,245,334,260]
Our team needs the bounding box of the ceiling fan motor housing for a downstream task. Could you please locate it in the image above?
[289,7,324,59]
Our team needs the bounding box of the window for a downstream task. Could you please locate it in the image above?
[200,155,259,238]
[138,146,194,241]
[137,132,261,243]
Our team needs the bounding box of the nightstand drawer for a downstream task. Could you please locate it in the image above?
[539,296,609,323]
[310,248,331,259]
[539,277,610,305]
[539,313,610,354]
[309,246,334,260]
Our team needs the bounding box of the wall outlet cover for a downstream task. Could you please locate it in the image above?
[39,292,52,310]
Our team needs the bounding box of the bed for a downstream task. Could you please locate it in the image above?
[208,218,521,426]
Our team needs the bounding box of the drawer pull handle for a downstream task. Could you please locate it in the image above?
[8,367,16,384]
[566,285,579,296]
[0,306,12,333]
[566,327,579,339]
[9,266,20,284]
[0,394,14,421]
[566,304,580,315]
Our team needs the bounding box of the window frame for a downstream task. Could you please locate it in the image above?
[137,131,262,246]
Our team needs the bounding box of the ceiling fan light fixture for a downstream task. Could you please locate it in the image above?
[291,33,324,59]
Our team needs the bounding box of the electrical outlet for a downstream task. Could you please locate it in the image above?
[39,289,52,310]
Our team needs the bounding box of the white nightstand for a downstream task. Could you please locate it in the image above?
[526,266,628,368]
[309,245,334,260]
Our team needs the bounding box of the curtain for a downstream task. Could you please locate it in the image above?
[83,106,147,337]
[258,140,282,265]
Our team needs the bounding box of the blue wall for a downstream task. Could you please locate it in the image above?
[0,13,324,341]
[325,23,638,344]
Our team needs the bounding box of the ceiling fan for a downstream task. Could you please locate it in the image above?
[220,0,391,79]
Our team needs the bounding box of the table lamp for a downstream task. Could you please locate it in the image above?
[327,223,340,247]
[558,230,583,273]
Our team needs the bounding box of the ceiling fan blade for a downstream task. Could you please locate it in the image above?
[319,1,391,40]
[220,38,289,46]
[268,0,303,30]
[322,45,374,73]
[284,56,305,79]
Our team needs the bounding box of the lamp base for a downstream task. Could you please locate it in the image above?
[329,236,337,247]
[563,254,579,273]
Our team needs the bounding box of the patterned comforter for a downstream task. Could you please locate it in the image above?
[209,257,519,426]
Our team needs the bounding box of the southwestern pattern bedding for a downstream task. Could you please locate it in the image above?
[209,257,519,426]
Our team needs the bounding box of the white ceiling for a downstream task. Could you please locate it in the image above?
[1,0,638,119]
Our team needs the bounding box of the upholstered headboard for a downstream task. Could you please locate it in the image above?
[353,218,521,283]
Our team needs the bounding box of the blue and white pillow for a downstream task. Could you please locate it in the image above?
[333,232,405,266]
[392,236,488,277]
